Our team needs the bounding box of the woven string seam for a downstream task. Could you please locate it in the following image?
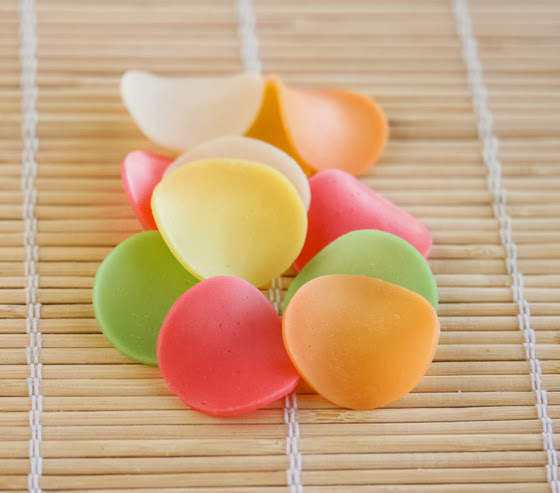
[19,0,43,491]
[452,1,559,490]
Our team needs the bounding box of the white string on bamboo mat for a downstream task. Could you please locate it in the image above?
[19,0,42,492]
[236,0,262,73]
[273,279,303,493]
[284,392,303,493]
[236,0,303,489]
[452,1,559,491]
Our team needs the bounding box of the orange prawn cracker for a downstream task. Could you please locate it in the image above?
[283,274,439,410]
[246,75,388,176]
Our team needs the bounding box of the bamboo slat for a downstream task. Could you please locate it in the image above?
[1,0,559,491]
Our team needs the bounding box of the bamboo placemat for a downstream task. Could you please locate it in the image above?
[1,0,560,491]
